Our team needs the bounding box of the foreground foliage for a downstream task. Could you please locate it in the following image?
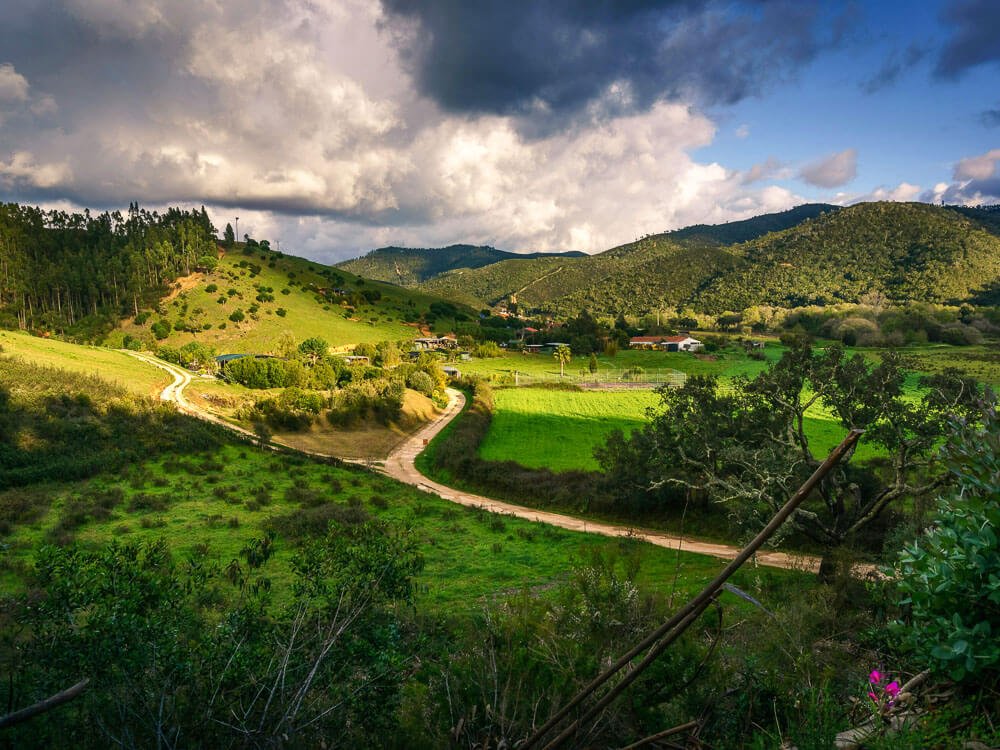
[894,400,1000,681]
[597,340,985,562]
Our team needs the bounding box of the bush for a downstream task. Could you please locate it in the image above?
[406,370,435,397]
[229,309,245,323]
[150,320,171,340]
[893,402,1000,682]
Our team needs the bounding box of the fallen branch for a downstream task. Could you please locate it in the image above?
[521,429,864,750]
[0,679,90,730]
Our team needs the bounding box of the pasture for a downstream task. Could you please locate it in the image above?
[0,442,800,611]
[480,385,883,473]
[0,329,170,396]
[107,246,467,353]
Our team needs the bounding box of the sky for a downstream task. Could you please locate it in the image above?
[0,0,998,264]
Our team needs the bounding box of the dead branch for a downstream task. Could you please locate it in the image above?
[0,679,90,730]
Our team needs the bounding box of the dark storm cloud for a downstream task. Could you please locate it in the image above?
[936,0,1000,77]
[379,0,834,120]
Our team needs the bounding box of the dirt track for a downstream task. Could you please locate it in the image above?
[383,389,822,573]
[129,354,822,573]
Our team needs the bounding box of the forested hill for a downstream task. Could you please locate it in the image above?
[0,203,217,337]
[665,202,838,245]
[412,201,1000,317]
[336,244,584,285]
[692,202,1000,312]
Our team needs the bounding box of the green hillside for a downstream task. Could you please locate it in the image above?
[414,202,1000,318]
[665,202,838,245]
[419,236,739,316]
[413,203,838,316]
[336,244,584,285]
[107,243,476,353]
[694,202,1000,312]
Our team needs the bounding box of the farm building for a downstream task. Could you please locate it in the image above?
[412,336,459,351]
[442,366,461,378]
[343,355,370,365]
[628,335,703,352]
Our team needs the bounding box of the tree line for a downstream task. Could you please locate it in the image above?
[0,202,217,338]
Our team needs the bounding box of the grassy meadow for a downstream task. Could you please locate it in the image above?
[107,243,471,353]
[479,386,883,472]
[0,442,799,613]
[0,329,170,397]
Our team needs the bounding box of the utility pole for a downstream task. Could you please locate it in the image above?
[235,216,239,241]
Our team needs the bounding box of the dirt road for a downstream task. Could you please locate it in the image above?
[383,389,822,573]
[128,354,821,573]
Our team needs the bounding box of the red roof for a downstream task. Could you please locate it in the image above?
[630,336,664,343]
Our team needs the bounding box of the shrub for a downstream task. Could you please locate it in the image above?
[406,370,435,397]
[229,309,245,323]
[893,402,1000,682]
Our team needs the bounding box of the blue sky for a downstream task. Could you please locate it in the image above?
[698,0,998,203]
[0,0,997,261]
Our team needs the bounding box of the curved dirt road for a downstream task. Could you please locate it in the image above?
[128,354,820,573]
[384,389,822,573]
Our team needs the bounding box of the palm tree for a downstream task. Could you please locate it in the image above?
[554,344,571,377]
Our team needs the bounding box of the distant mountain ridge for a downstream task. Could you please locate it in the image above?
[342,202,1000,317]
[336,244,585,286]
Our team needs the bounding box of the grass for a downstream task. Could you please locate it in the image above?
[0,442,802,612]
[457,345,777,382]
[478,389,655,471]
[107,244,473,352]
[0,330,170,397]
[480,387,882,472]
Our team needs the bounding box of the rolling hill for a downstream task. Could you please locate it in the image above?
[336,244,585,285]
[383,202,1000,318]
[693,202,1000,312]
[107,243,477,353]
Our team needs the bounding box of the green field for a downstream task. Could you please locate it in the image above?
[459,344,781,382]
[0,329,170,396]
[479,387,881,472]
[107,245,471,353]
[0,442,798,611]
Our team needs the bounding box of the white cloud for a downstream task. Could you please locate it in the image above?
[798,148,857,188]
[741,156,787,184]
[0,1,810,260]
[954,148,1000,180]
[841,181,922,205]
[0,63,29,101]
[735,123,750,138]
[0,152,72,189]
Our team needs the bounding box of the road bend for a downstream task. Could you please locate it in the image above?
[123,356,822,573]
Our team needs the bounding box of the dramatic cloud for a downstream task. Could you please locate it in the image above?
[798,149,857,189]
[379,0,836,123]
[936,0,1000,77]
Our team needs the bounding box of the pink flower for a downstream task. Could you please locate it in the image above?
[869,670,882,684]
[868,691,878,703]
[885,681,900,697]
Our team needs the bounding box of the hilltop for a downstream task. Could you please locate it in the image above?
[336,244,585,286]
[108,242,476,352]
[693,201,1000,312]
[378,202,1000,318]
